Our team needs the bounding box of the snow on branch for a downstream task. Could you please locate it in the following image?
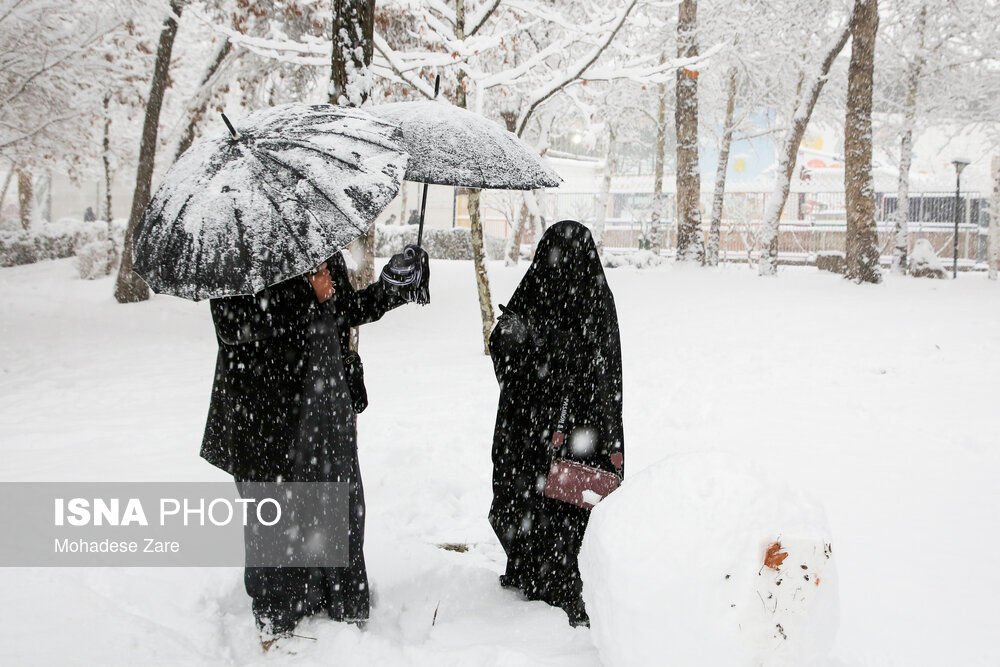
[373,31,439,99]
[468,0,502,37]
[585,42,726,85]
[515,0,640,136]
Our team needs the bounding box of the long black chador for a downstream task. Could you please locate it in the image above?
[488,220,624,627]
[201,251,406,635]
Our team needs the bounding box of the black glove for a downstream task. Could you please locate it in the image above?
[380,244,430,304]
[497,304,531,345]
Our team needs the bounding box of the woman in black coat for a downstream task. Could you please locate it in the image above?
[201,249,421,640]
[488,220,624,627]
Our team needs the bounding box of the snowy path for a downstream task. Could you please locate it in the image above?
[1,258,998,666]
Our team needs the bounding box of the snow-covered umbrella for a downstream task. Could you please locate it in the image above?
[132,103,408,301]
[368,101,562,190]
[367,99,562,245]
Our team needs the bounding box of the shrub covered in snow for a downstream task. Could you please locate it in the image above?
[374,224,505,260]
[909,239,948,279]
[579,452,838,667]
[75,240,119,280]
[0,219,124,268]
[603,249,666,269]
[816,251,846,274]
[74,222,125,280]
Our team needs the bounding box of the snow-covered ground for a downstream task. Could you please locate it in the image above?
[0,257,998,666]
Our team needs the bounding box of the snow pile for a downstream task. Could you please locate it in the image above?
[603,249,665,270]
[909,239,948,278]
[579,452,838,667]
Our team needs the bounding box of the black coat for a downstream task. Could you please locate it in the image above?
[201,251,402,480]
[488,220,624,618]
[201,252,404,627]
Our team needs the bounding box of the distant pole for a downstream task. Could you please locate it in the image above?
[953,171,960,278]
[951,158,970,278]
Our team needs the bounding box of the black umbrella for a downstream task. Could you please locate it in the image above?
[133,103,408,301]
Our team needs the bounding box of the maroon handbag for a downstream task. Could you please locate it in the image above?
[542,391,623,510]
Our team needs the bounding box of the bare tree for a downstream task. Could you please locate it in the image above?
[674,0,704,263]
[844,0,881,284]
[889,4,926,275]
[593,123,617,257]
[650,53,669,252]
[456,0,496,355]
[758,24,850,276]
[115,0,185,303]
[706,67,737,266]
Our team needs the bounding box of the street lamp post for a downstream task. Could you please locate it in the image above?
[951,158,971,278]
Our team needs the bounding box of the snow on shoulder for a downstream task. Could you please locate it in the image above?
[579,452,838,667]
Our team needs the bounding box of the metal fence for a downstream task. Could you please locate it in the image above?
[454,190,992,263]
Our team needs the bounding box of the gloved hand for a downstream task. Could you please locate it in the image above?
[496,304,530,345]
[380,244,430,304]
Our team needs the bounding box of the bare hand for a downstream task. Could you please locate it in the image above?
[307,262,334,303]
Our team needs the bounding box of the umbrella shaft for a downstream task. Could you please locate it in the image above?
[417,182,429,247]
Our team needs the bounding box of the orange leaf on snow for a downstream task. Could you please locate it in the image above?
[764,542,788,571]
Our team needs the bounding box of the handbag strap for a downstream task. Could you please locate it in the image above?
[551,374,574,451]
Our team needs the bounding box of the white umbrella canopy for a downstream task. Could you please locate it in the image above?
[367,101,563,190]
[133,104,408,301]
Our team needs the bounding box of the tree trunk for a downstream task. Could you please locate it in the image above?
[103,94,119,274]
[456,0,494,354]
[528,189,545,257]
[892,128,913,275]
[674,0,703,263]
[989,155,999,280]
[103,95,113,224]
[468,189,494,354]
[758,26,850,276]
[174,39,233,162]
[399,180,407,224]
[330,0,376,353]
[42,171,51,222]
[505,201,529,265]
[891,4,926,275]
[499,109,526,266]
[330,0,375,107]
[115,0,184,303]
[594,124,616,257]
[17,168,32,230]
[706,69,737,266]
[649,51,669,252]
[0,167,13,220]
[844,0,881,284]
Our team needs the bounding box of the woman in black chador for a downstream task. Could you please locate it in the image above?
[201,247,427,644]
[488,220,624,627]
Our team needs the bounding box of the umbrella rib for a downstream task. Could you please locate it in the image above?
[306,124,404,152]
[256,139,361,170]
[254,150,370,238]
[250,167,317,264]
